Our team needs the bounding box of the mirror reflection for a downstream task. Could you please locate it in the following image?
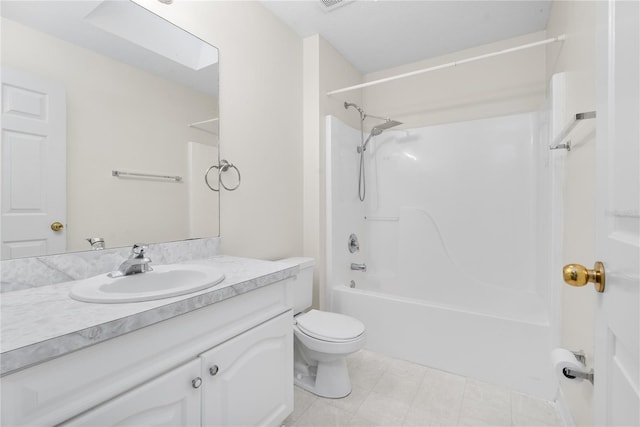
[1,0,220,260]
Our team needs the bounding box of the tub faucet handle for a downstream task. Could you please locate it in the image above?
[348,234,360,253]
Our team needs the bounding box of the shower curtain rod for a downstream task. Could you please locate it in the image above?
[326,35,566,96]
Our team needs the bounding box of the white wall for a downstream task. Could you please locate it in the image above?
[135,1,304,260]
[363,31,548,128]
[546,2,597,426]
[1,17,218,251]
[188,142,220,238]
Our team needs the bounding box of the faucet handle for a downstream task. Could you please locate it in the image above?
[131,243,149,256]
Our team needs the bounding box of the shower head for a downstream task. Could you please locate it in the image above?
[360,119,403,152]
[371,119,402,136]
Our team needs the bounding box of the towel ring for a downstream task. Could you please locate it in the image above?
[219,160,241,191]
[204,164,220,191]
[205,159,241,192]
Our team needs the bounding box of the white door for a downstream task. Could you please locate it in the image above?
[594,1,640,425]
[200,312,293,427]
[60,359,202,426]
[1,67,66,259]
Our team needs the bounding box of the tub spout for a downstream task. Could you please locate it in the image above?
[350,263,367,272]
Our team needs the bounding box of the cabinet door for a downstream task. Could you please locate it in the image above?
[61,359,201,427]
[200,311,293,427]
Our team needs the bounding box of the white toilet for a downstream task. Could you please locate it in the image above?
[279,257,366,399]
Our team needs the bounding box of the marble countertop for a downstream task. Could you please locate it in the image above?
[1,256,297,376]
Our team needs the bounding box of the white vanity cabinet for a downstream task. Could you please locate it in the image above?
[1,280,294,427]
[62,312,292,427]
[200,311,292,426]
[61,359,203,426]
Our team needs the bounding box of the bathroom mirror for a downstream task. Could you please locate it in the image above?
[1,0,219,260]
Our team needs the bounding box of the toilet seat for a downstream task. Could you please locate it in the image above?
[296,309,365,342]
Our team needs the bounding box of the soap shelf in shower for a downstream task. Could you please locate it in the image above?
[364,216,399,222]
[549,111,596,151]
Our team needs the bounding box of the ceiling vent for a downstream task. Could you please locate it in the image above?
[318,0,355,13]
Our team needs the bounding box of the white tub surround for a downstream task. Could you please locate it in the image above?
[1,255,296,376]
[326,113,555,399]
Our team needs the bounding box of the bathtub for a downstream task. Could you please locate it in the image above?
[330,278,556,400]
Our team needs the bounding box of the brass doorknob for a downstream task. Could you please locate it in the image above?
[51,221,64,232]
[563,261,605,293]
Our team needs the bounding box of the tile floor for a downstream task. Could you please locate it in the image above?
[284,349,561,427]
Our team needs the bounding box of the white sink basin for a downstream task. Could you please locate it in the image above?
[69,264,225,303]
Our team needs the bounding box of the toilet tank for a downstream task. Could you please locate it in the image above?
[278,257,315,314]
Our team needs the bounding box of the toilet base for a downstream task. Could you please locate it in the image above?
[294,357,352,398]
[292,316,365,399]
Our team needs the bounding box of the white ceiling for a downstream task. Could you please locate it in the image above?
[261,0,552,74]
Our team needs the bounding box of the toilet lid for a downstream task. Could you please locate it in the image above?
[296,309,365,342]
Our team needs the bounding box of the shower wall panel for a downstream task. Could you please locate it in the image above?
[367,113,538,298]
[328,113,541,306]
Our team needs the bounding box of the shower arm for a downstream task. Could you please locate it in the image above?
[343,102,391,125]
[364,113,391,122]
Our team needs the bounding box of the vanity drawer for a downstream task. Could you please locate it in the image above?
[1,279,292,426]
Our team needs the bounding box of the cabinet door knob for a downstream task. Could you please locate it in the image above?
[192,377,202,388]
[209,365,219,376]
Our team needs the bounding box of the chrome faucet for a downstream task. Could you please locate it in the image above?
[86,237,105,250]
[350,263,367,272]
[108,244,153,278]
